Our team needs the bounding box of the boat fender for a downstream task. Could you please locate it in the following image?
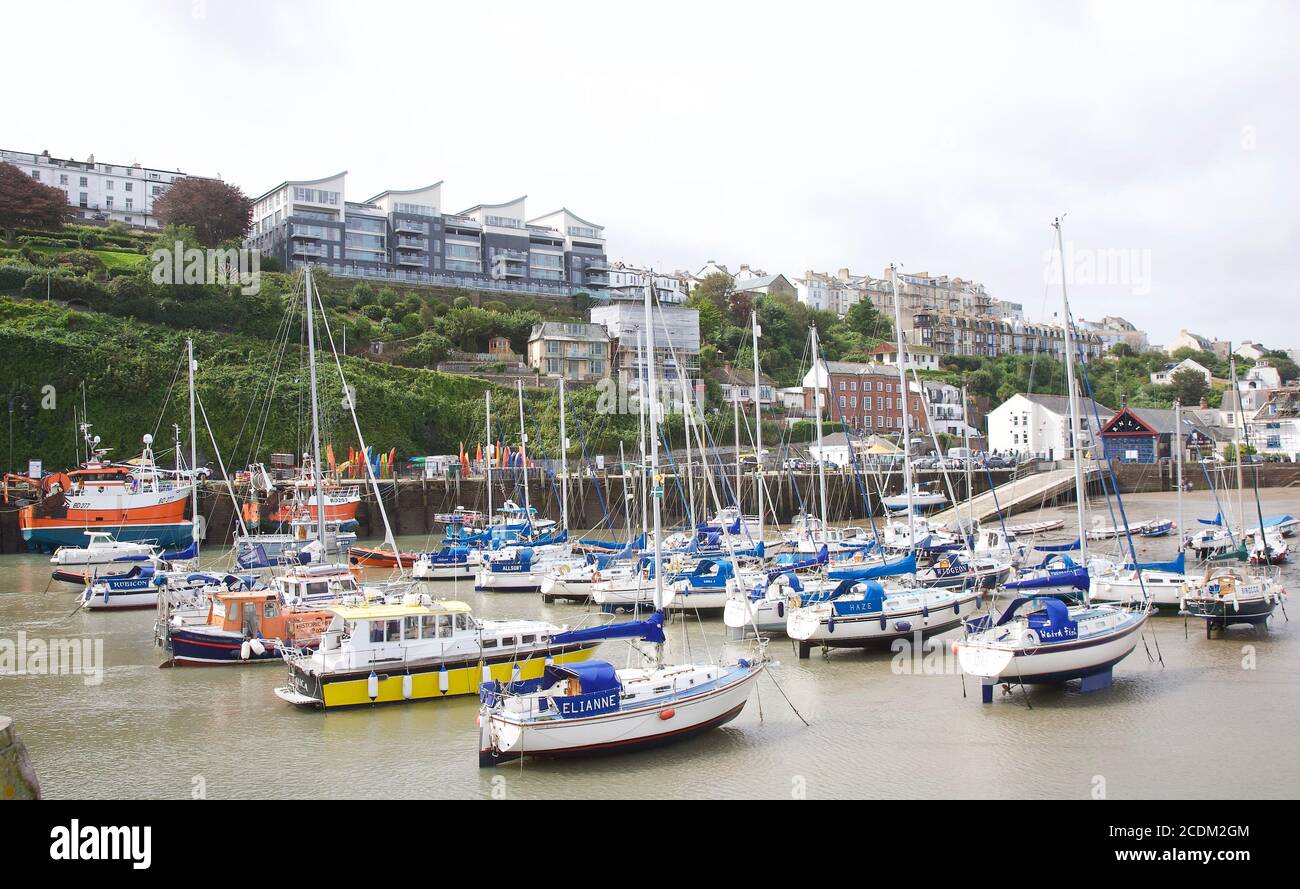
[240,641,252,660]
[827,615,835,634]
[81,588,92,604]
[922,605,929,619]
[481,665,492,685]
[777,601,785,619]
[438,668,450,695]
[659,708,676,721]
[367,671,379,700]
[896,620,912,633]
[248,638,266,656]
[953,601,960,615]
[879,615,887,630]
[402,673,413,700]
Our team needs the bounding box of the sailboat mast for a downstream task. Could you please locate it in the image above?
[187,337,199,554]
[733,393,742,509]
[678,371,696,528]
[889,265,915,539]
[642,281,665,655]
[962,384,973,533]
[810,325,829,532]
[751,308,764,544]
[558,377,569,532]
[304,269,328,551]
[515,379,530,528]
[636,329,648,537]
[1230,356,1246,537]
[485,390,493,526]
[1054,218,1090,570]
[1175,397,1184,541]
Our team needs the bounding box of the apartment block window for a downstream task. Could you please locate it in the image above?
[59,174,68,185]
[152,185,162,196]
[864,416,873,428]
[839,381,846,391]
[30,170,40,180]
[125,198,133,210]
[79,176,88,187]
[850,396,857,407]
[839,396,846,408]
[592,360,604,375]
[124,182,133,192]
[106,180,114,190]
[78,192,88,207]
[106,196,113,209]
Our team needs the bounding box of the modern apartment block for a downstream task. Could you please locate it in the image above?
[246,172,608,298]
[527,322,611,382]
[2,147,203,229]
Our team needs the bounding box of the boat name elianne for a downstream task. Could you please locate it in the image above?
[558,692,620,716]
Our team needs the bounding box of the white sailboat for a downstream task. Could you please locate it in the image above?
[478,276,766,765]
[956,219,1151,703]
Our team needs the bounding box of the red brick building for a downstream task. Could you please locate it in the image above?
[802,360,929,434]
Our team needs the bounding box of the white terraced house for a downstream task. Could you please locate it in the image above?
[2,147,207,229]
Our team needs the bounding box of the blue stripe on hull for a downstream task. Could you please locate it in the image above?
[24,523,193,552]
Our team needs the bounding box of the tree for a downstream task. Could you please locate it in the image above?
[1168,367,1209,406]
[152,177,253,246]
[692,272,735,314]
[688,291,723,345]
[1110,342,1136,358]
[844,299,890,340]
[0,162,74,245]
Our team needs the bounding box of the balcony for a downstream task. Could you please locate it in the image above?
[396,253,427,267]
[291,242,326,257]
[443,214,481,231]
[396,236,428,249]
[392,218,429,235]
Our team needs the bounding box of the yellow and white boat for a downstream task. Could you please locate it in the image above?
[274,596,599,709]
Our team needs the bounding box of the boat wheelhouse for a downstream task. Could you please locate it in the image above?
[274,598,598,708]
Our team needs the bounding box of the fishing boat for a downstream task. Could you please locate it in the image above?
[1180,566,1286,635]
[1004,519,1064,536]
[348,546,422,569]
[160,586,334,666]
[956,219,1151,703]
[274,596,598,708]
[477,612,765,765]
[19,428,195,552]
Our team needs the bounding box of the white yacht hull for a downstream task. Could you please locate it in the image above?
[480,663,761,765]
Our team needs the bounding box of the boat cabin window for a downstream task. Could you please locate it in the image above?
[306,582,329,597]
[455,614,472,632]
[500,636,516,647]
[482,638,497,649]
[339,578,358,592]
[226,602,239,622]
[437,614,453,638]
[264,603,279,619]
[385,619,402,642]
[403,616,420,640]
[369,622,384,643]
[520,634,535,645]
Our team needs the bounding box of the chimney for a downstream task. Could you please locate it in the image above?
[837,267,850,281]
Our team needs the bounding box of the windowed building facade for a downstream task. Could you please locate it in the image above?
[247,172,608,298]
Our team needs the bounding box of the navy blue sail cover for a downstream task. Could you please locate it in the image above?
[828,552,916,581]
[551,610,666,646]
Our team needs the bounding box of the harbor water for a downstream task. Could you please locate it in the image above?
[2,489,1297,799]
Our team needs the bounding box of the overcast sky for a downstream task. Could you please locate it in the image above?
[8,1,1297,348]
